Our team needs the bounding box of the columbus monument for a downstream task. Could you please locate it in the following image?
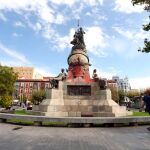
[33,25,129,117]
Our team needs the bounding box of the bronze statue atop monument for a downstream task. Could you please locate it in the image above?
[70,27,86,51]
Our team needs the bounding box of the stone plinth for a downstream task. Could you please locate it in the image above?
[33,81,131,117]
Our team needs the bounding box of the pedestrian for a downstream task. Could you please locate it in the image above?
[140,89,150,131]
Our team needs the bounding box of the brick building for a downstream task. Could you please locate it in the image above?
[13,67,43,79]
[14,78,52,100]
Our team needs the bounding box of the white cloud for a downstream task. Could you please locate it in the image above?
[54,35,70,51]
[55,14,65,24]
[110,27,150,59]
[35,67,55,77]
[42,26,73,51]
[113,27,133,39]
[0,42,28,64]
[42,24,56,40]
[43,26,109,56]
[110,36,128,53]
[27,21,42,33]
[85,26,108,56]
[0,0,106,52]
[113,26,150,42]
[14,21,25,27]
[109,35,141,59]
[114,0,144,13]
[89,65,117,79]
[83,0,103,6]
[12,33,22,37]
[0,0,65,25]
[0,0,103,26]
[130,77,150,89]
[50,0,76,6]
[0,60,25,66]
[89,60,120,79]
[50,0,103,6]
[0,12,7,21]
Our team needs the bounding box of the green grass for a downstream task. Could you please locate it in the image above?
[132,111,150,116]
[7,119,66,126]
[14,110,150,117]
[14,109,31,115]
[7,119,33,125]
[10,110,66,126]
[42,122,67,126]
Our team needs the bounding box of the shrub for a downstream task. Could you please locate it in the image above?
[0,95,12,108]
[31,90,46,105]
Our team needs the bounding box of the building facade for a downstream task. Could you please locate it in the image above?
[112,76,131,92]
[13,67,43,79]
[107,79,118,89]
[14,78,52,100]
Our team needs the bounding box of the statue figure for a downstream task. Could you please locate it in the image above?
[57,68,67,81]
[77,27,85,46]
[49,68,67,89]
[99,79,107,90]
[70,27,86,49]
[50,79,58,89]
[92,69,107,90]
[70,31,79,46]
[92,69,99,79]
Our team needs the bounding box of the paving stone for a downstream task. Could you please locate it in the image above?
[0,123,150,150]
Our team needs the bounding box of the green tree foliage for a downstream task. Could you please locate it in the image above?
[0,95,12,108]
[0,65,18,96]
[22,94,27,103]
[118,90,126,103]
[18,94,28,103]
[126,90,140,99]
[132,0,150,52]
[31,90,46,105]
[109,87,119,103]
[0,65,17,108]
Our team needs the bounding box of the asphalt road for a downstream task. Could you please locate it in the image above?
[0,123,150,150]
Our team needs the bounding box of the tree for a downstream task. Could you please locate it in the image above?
[132,0,150,52]
[31,90,46,105]
[0,65,18,96]
[109,87,119,103]
[132,0,150,11]
[118,90,126,104]
[0,95,12,108]
[0,65,18,108]
[126,90,140,99]
[18,93,28,103]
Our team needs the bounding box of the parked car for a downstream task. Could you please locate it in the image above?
[12,99,19,106]
[27,103,32,110]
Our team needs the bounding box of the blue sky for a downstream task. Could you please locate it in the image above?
[0,0,150,89]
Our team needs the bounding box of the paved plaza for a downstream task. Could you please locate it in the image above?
[0,123,150,150]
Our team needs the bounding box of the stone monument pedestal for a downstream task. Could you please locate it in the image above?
[33,81,130,117]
